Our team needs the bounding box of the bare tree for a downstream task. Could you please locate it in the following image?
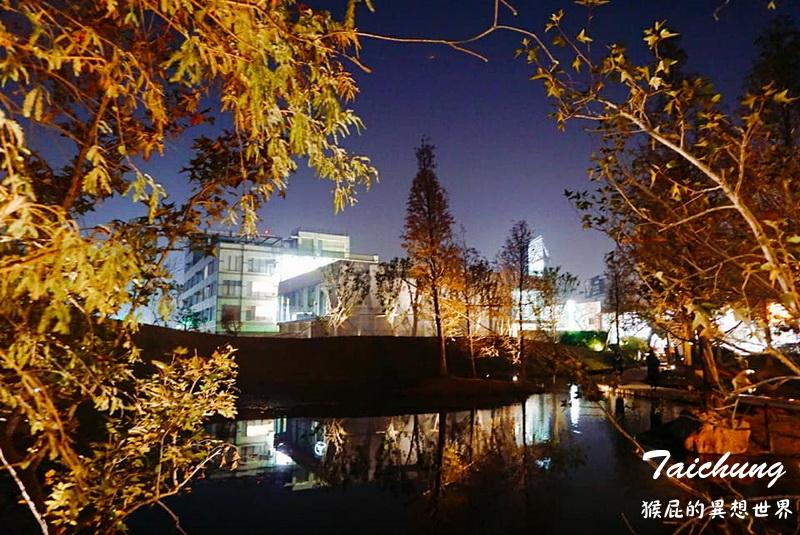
[375,257,422,335]
[498,220,534,382]
[321,261,371,336]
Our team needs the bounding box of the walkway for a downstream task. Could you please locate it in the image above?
[600,367,800,412]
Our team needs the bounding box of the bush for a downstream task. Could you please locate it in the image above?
[559,331,607,351]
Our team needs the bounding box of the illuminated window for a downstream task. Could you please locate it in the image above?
[244,305,271,322]
[249,280,272,298]
[223,255,242,272]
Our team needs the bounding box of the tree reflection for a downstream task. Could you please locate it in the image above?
[307,399,587,533]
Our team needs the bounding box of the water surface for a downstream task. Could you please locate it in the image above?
[130,388,698,534]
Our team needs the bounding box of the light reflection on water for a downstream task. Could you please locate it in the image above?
[129,390,793,535]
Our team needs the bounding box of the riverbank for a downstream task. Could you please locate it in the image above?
[598,367,800,456]
[136,325,546,416]
[238,376,544,418]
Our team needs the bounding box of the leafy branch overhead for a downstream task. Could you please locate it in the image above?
[2,0,376,226]
[519,5,800,373]
[0,1,377,533]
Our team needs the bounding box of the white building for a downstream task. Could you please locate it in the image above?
[181,229,377,334]
[277,259,389,337]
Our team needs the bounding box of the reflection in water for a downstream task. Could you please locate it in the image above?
[569,383,580,428]
[208,395,580,492]
[145,390,796,535]
[198,391,644,535]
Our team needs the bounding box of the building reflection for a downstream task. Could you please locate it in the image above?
[206,393,578,491]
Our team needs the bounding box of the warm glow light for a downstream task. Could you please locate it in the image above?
[768,302,791,323]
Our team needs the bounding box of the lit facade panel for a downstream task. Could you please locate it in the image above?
[180,229,371,335]
[527,235,550,275]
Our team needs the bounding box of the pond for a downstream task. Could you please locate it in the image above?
[127,387,732,535]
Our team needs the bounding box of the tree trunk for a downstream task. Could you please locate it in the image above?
[431,282,447,376]
[518,309,527,383]
[466,308,476,378]
[432,411,447,511]
[411,301,418,337]
[683,323,693,367]
[697,329,723,408]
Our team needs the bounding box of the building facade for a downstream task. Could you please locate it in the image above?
[277,259,393,337]
[181,229,377,334]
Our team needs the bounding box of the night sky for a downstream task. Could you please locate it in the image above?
[70,0,797,283]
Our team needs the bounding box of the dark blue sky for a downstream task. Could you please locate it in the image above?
[76,0,797,283]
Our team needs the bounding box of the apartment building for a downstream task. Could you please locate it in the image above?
[181,229,377,334]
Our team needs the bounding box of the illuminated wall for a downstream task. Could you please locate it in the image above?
[181,230,377,334]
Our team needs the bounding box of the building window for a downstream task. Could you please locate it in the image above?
[254,305,270,321]
[221,305,241,322]
[220,280,242,297]
[275,418,286,434]
[203,261,216,279]
[244,305,271,322]
[201,307,214,322]
[248,280,272,298]
[223,254,242,272]
[248,258,276,274]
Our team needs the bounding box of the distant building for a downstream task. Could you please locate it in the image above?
[585,275,606,299]
[507,235,608,336]
[527,235,550,275]
[180,229,377,334]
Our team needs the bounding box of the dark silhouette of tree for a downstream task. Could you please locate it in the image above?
[747,16,800,148]
[402,138,456,376]
[532,266,579,344]
[603,250,642,350]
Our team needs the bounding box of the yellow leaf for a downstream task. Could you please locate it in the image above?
[576,29,593,44]
[659,28,679,39]
[774,89,795,104]
[22,87,40,119]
